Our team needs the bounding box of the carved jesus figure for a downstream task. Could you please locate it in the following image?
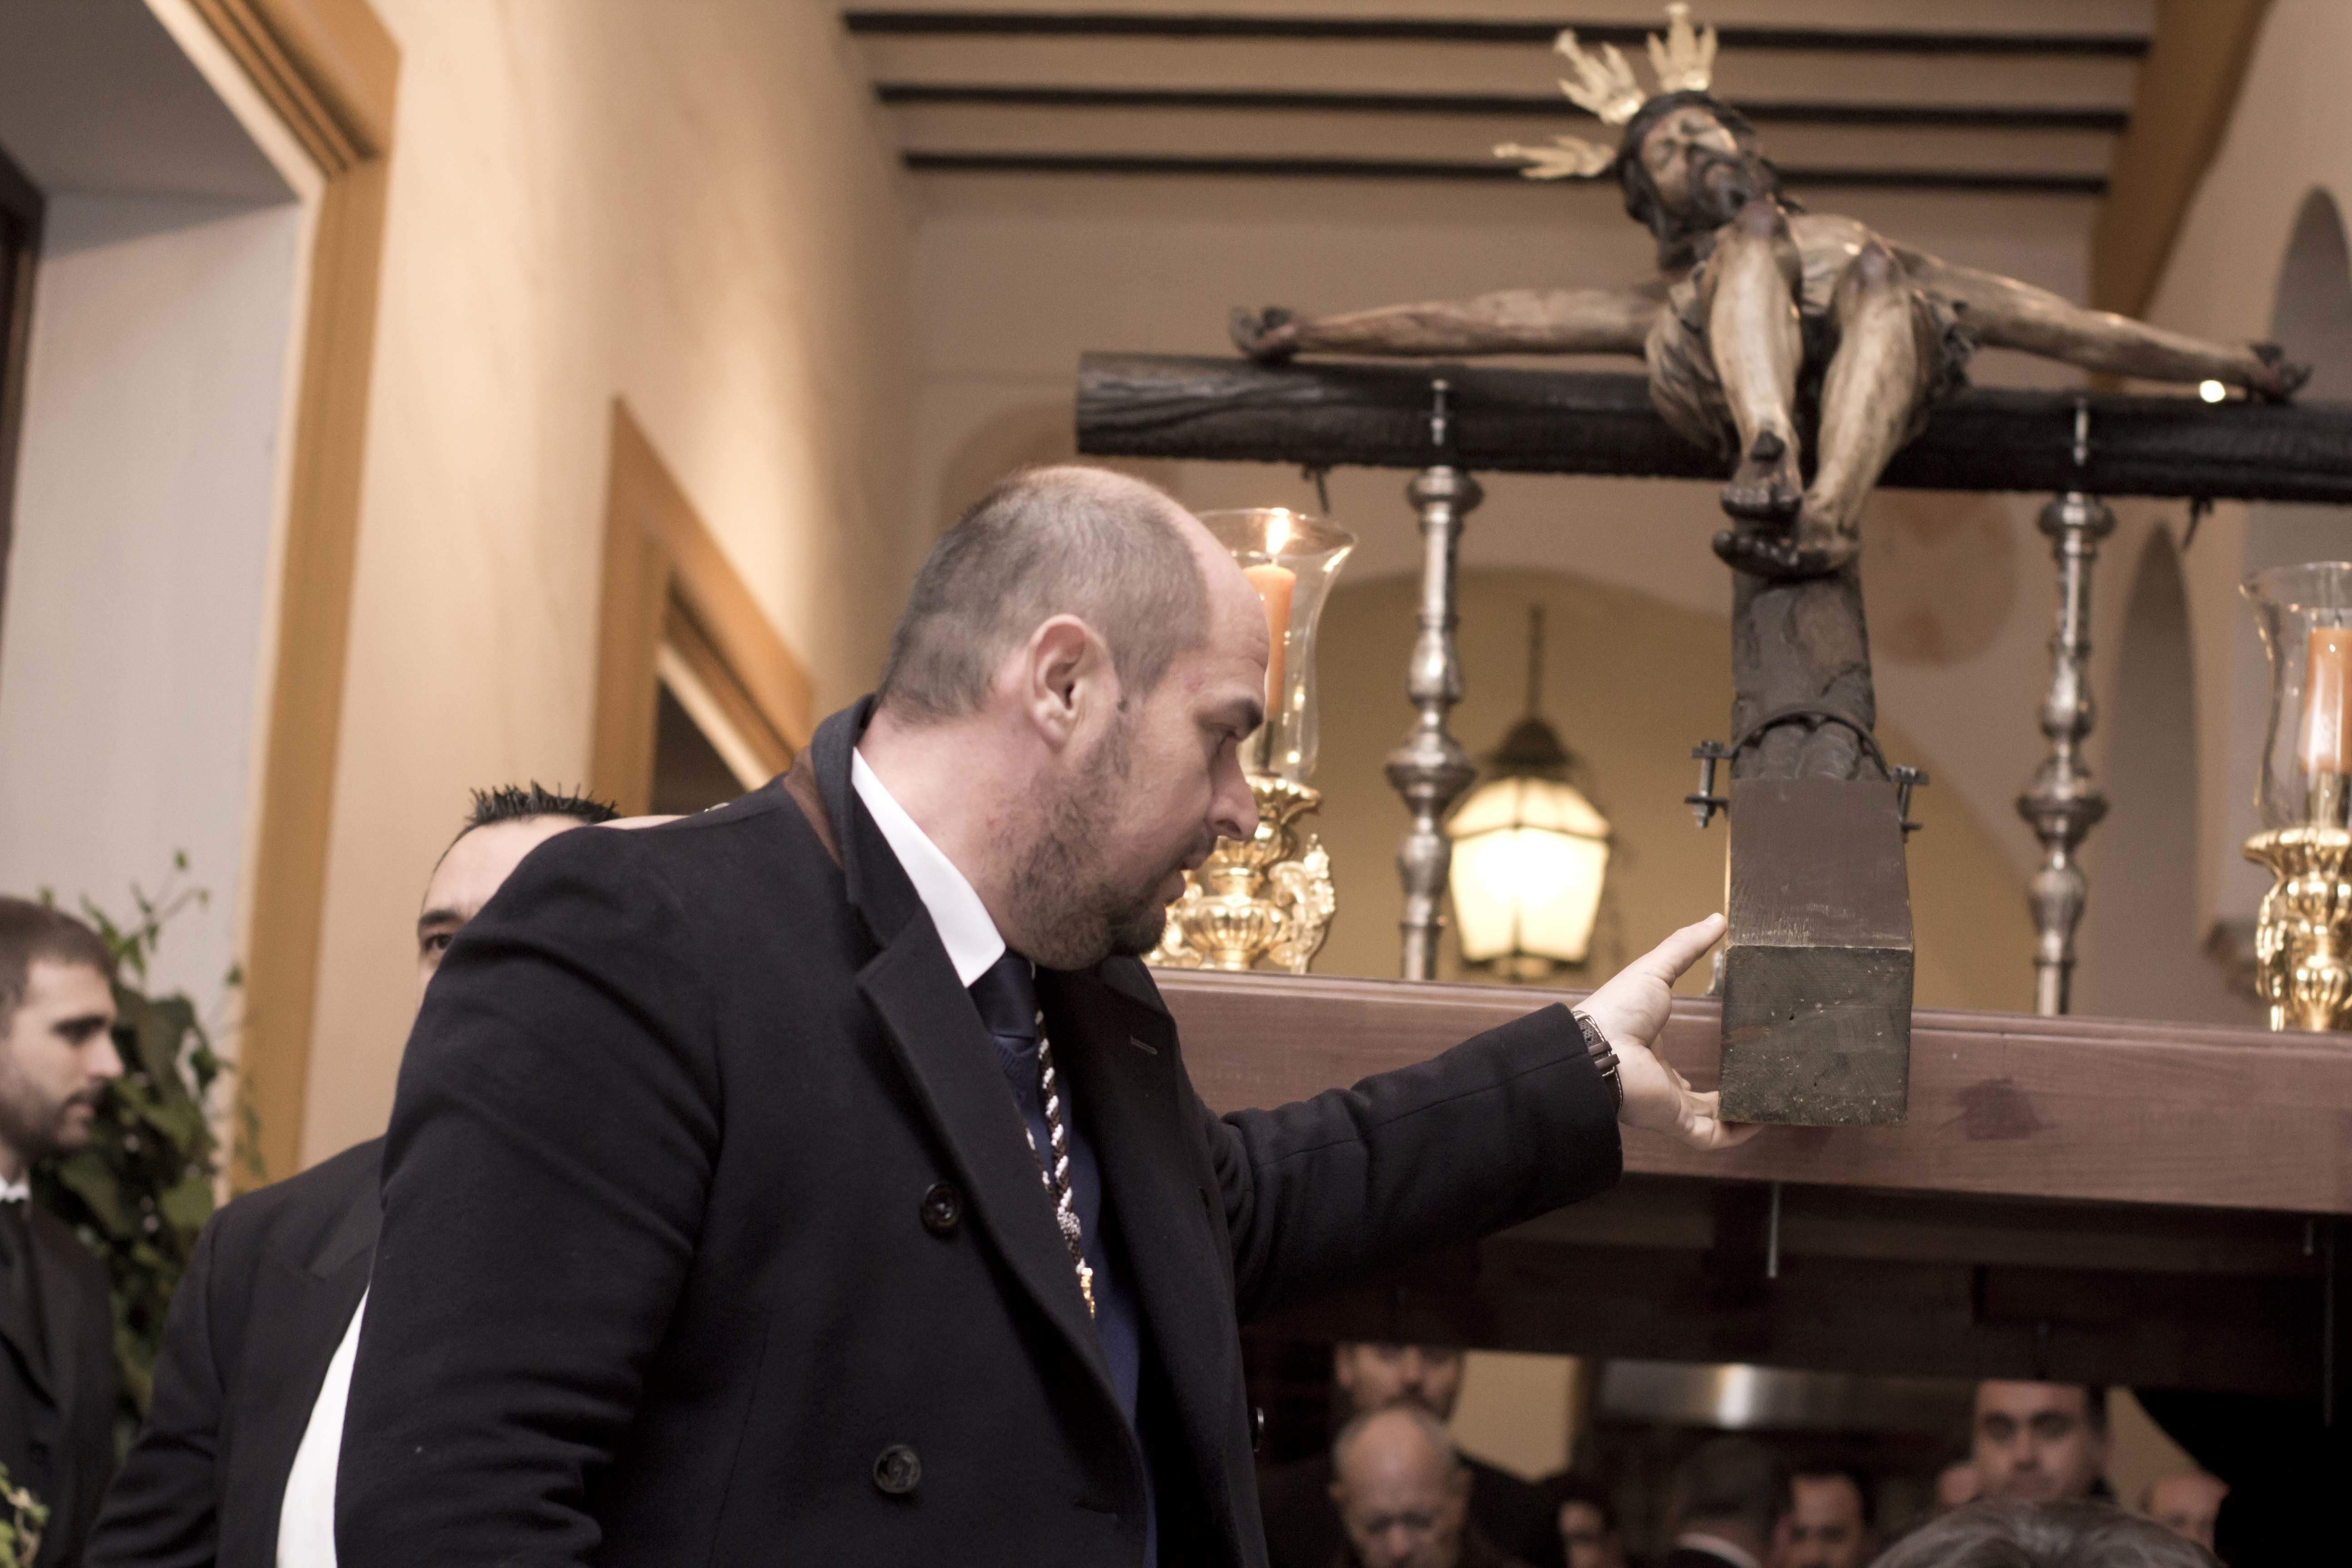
[1233,6,2305,579]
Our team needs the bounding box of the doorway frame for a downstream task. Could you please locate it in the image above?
[173,0,400,1188]
[591,399,812,815]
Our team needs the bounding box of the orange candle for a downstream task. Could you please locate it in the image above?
[2302,626,2352,775]
[1244,562,1295,716]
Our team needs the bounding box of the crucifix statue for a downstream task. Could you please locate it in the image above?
[1228,5,2308,1122]
[1233,4,2305,581]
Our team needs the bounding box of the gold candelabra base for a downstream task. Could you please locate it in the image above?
[1146,775,1336,973]
[2244,825,2352,1031]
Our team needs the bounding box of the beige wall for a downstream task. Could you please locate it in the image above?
[297,0,916,1167]
[2126,0,2352,988]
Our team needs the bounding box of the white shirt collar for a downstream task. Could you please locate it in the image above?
[850,748,1007,987]
[0,1176,25,1205]
[1675,1531,1764,1568]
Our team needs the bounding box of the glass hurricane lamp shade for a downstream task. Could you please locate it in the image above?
[1143,507,1351,975]
[2242,562,2352,1031]
[2247,562,2352,829]
[1446,715,1612,980]
[1198,508,1355,785]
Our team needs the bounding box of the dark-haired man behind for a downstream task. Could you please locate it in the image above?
[1665,1438,1783,1568]
[1769,1466,1872,1568]
[0,901,125,1567]
[86,786,618,1568]
[1970,1382,2108,1505]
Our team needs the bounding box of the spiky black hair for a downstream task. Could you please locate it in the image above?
[461,783,620,835]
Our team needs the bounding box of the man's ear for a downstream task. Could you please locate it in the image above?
[1019,615,1107,747]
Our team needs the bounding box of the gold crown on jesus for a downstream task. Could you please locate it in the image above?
[1494,3,1720,181]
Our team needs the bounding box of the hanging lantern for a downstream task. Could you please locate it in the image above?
[1447,607,1612,980]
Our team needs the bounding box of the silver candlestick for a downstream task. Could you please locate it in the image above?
[1384,380,1481,980]
[2015,404,2115,1015]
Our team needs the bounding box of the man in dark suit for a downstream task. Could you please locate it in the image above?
[83,786,619,1568]
[1661,1438,1783,1568]
[1262,1344,1562,1568]
[336,466,1753,1567]
[0,901,126,1566]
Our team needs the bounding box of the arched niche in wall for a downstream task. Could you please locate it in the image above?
[2217,190,2352,963]
[1305,566,2034,1012]
[2080,531,2253,1024]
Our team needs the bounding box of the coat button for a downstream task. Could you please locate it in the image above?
[1251,1404,1267,1454]
[920,1181,963,1235]
[873,1443,922,1495]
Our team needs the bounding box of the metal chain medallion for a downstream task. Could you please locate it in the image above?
[1021,1009,1096,1318]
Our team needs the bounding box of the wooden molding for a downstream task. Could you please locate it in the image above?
[0,145,42,660]
[662,597,795,784]
[187,0,396,170]
[591,401,812,814]
[205,0,399,1189]
[1156,968,2352,1216]
[2091,0,2276,316]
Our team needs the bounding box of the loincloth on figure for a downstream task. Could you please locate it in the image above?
[1645,265,1975,465]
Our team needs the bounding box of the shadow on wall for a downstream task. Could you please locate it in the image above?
[2079,532,2259,1025]
[1306,568,2036,1013]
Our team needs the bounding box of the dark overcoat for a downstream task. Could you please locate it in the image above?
[0,1202,116,1568]
[335,699,1622,1566]
[84,1138,379,1568]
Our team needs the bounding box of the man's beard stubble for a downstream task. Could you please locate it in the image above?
[0,1076,101,1165]
[1006,715,1215,971]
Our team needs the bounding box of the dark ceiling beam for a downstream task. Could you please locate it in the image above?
[843,11,2150,55]
[876,84,2129,132]
[1075,353,2352,502]
[903,151,2108,196]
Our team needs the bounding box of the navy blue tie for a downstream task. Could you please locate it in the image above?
[965,953,1155,1563]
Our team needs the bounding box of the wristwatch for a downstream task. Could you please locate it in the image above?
[1570,1010,1625,1115]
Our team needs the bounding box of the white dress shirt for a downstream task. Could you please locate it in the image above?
[0,1174,29,1205]
[275,1290,366,1568]
[850,748,1006,985]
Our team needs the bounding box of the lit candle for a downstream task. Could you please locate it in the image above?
[1243,562,1295,717]
[2302,625,2352,779]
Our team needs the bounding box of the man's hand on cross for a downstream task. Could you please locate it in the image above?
[1577,913,1761,1152]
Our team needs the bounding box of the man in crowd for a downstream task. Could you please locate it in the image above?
[1768,1465,1873,1568]
[1661,1438,1783,1568]
[85,786,618,1568]
[336,465,1752,1566]
[1540,1474,1622,1568]
[0,902,124,1566]
[2140,1471,2226,1554]
[1328,1406,1532,1568]
[1261,1345,1559,1568]
[1970,1382,2109,1504]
